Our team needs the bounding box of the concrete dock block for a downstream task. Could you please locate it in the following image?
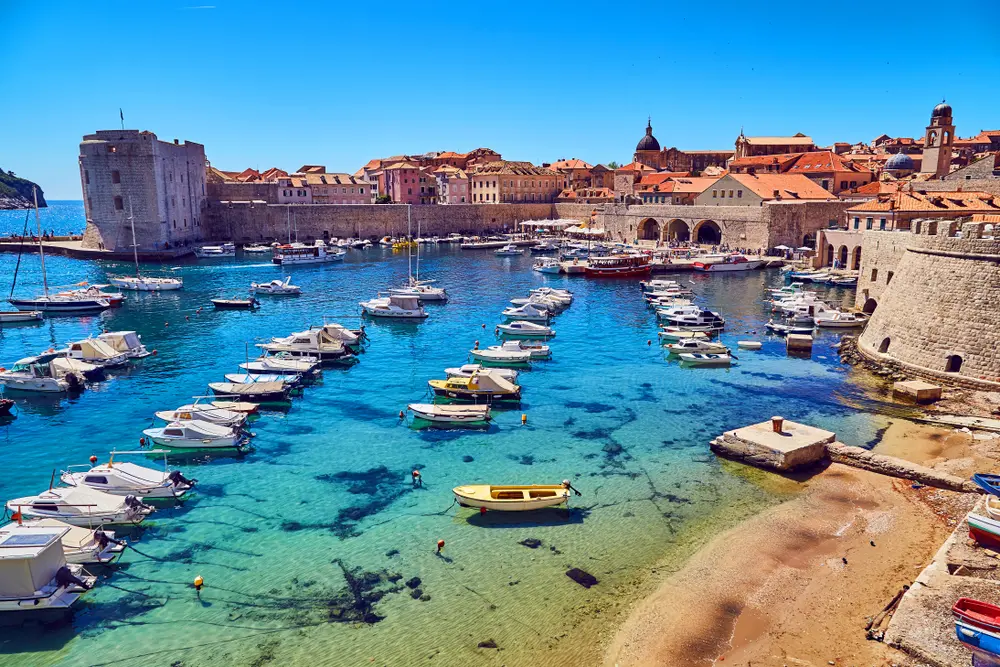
[710,419,834,471]
[893,380,942,404]
[786,333,814,354]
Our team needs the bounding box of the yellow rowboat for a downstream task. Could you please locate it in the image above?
[453,483,572,511]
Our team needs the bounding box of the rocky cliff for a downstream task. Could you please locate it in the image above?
[0,169,47,209]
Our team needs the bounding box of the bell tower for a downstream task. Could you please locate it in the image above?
[920,100,954,178]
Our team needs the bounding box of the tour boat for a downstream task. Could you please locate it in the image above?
[251,277,301,296]
[6,486,154,527]
[813,311,869,328]
[0,311,43,324]
[494,244,524,256]
[143,420,246,449]
[453,482,571,511]
[271,240,345,265]
[194,243,236,258]
[584,254,651,277]
[388,282,449,302]
[155,403,248,428]
[243,244,272,254]
[97,331,150,359]
[737,340,763,350]
[211,297,260,310]
[240,353,319,375]
[533,258,562,274]
[693,255,766,272]
[0,523,97,612]
[60,450,195,499]
[259,329,352,361]
[0,352,75,393]
[1,519,124,565]
[407,403,492,425]
[469,344,533,366]
[678,352,733,367]
[657,329,711,343]
[444,364,519,383]
[500,303,550,323]
[427,370,521,402]
[360,294,427,319]
[65,338,129,368]
[208,381,291,403]
[496,321,555,338]
[664,339,729,355]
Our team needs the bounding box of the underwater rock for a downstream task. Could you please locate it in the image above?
[566,568,599,588]
[478,639,499,649]
[387,573,402,582]
[462,455,474,463]
[419,593,431,601]
[385,549,399,558]
[519,538,542,549]
[410,588,423,599]
[405,577,421,589]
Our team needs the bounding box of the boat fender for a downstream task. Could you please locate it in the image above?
[89,455,98,464]
[164,322,169,327]
[124,495,154,513]
[139,438,146,447]
[479,507,487,514]
[399,410,405,420]
[411,470,422,487]
[647,340,651,346]
[55,566,91,590]
[473,341,479,350]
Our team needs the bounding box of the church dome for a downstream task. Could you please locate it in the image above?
[886,152,915,171]
[931,101,952,118]
[636,120,660,152]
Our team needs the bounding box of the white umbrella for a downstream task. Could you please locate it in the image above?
[796,246,813,251]
[773,245,792,251]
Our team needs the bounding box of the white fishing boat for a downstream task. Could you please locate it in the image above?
[224,372,300,385]
[496,321,555,338]
[240,353,319,375]
[814,311,868,328]
[662,309,726,330]
[494,244,524,256]
[272,240,345,265]
[530,287,573,303]
[736,340,763,350]
[209,382,291,402]
[657,329,710,342]
[6,486,154,527]
[1,519,123,565]
[194,243,236,258]
[388,281,448,302]
[678,352,733,367]
[0,311,43,324]
[0,523,97,611]
[321,323,365,350]
[664,339,729,355]
[641,279,683,292]
[60,450,195,499]
[780,301,836,319]
[142,421,245,449]
[444,364,519,382]
[693,255,765,272]
[767,282,806,298]
[491,339,550,359]
[407,403,491,425]
[243,244,272,254]
[97,331,150,359]
[155,403,247,428]
[765,321,815,336]
[65,338,129,368]
[251,277,301,296]
[532,258,562,274]
[469,344,533,365]
[453,482,572,511]
[0,352,74,393]
[500,303,550,323]
[259,329,352,361]
[359,294,427,319]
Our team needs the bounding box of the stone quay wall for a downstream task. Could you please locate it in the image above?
[855,230,914,311]
[857,224,1000,385]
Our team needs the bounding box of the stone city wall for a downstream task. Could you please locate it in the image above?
[854,230,913,310]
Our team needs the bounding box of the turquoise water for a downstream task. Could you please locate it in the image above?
[0,203,884,666]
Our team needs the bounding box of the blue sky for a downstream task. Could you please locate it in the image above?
[3,0,999,199]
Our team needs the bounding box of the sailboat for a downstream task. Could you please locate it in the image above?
[9,188,112,313]
[108,202,183,291]
[388,206,448,301]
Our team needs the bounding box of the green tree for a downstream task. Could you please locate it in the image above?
[607,161,619,169]
[375,195,393,204]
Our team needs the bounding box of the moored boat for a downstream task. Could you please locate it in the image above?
[407,403,491,425]
[211,297,260,310]
[271,240,345,265]
[60,450,195,499]
[97,331,150,359]
[664,339,729,355]
[251,277,301,296]
[693,254,765,272]
[813,311,868,328]
[360,294,427,319]
[453,482,572,511]
[494,244,524,256]
[155,403,248,428]
[500,303,550,323]
[428,370,521,402]
[533,257,562,274]
[143,420,246,449]
[678,352,733,367]
[496,321,555,338]
[0,523,97,611]
[65,338,129,368]
[584,254,651,277]
[444,364,519,382]
[0,311,43,324]
[6,486,153,527]
[194,243,236,258]
[657,329,711,342]
[208,381,291,403]
[1,519,124,565]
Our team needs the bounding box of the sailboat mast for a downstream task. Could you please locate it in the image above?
[407,204,413,284]
[33,187,49,297]
[415,206,420,283]
[128,199,140,277]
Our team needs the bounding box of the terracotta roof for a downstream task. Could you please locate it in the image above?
[669,177,722,194]
[850,181,906,196]
[557,189,577,199]
[297,165,326,174]
[303,173,369,186]
[473,161,557,176]
[785,151,873,176]
[683,150,734,155]
[383,162,420,170]
[615,161,656,173]
[846,189,1000,213]
[729,154,800,170]
[436,151,469,159]
[726,173,835,200]
[549,158,593,170]
[639,172,692,185]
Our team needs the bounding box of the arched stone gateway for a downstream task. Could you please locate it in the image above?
[694,220,721,245]
[862,298,878,314]
[638,218,660,241]
[851,247,861,270]
[838,246,848,266]
[667,219,690,242]
[802,233,816,249]
[826,244,835,267]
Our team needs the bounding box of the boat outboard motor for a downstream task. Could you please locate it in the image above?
[168,470,197,489]
[55,566,91,590]
[64,372,83,391]
[94,530,125,550]
[124,494,154,514]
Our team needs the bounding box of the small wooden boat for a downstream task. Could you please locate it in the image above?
[211,298,260,310]
[955,598,1000,634]
[0,311,43,324]
[678,352,732,367]
[657,329,710,342]
[208,381,289,402]
[407,403,491,424]
[765,321,814,336]
[453,483,571,511]
[736,340,763,350]
[427,371,521,402]
[954,598,1000,661]
[968,513,1000,551]
[974,474,1000,496]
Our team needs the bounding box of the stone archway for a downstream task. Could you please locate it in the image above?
[838,246,848,266]
[862,298,878,314]
[851,247,861,270]
[638,218,660,241]
[826,244,834,267]
[667,219,690,242]
[694,220,721,245]
[802,233,816,249]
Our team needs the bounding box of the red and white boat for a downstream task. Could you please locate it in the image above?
[584,254,651,278]
[954,598,1000,634]
[693,254,766,272]
[968,513,1000,551]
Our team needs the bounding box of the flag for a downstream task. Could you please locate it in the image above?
[120,108,124,122]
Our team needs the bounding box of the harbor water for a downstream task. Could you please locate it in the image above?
[0,202,884,666]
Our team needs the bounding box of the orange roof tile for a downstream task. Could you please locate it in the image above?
[727,173,835,200]
[549,158,593,170]
[847,189,1000,213]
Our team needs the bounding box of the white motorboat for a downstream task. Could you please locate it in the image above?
[664,339,729,355]
[155,403,247,428]
[194,243,236,258]
[509,296,564,313]
[0,311,43,324]
[444,364,519,382]
[469,344,533,365]
[693,255,765,272]
[50,357,103,384]
[388,280,448,302]
[243,244,273,254]
[814,311,869,328]
[321,323,365,350]
[0,352,74,393]
[657,329,710,342]
[767,283,806,298]
[65,338,129,368]
[360,294,427,319]
[6,486,153,527]
[736,340,763,350]
[142,421,245,449]
[530,287,572,302]
[97,331,151,359]
[656,304,703,319]
[678,352,733,367]
[662,309,725,330]
[530,242,559,254]
[251,277,301,296]
[500,303,550,323]
[0,523,97,611]
[272,240,345,265]
[765,321,814,336]
[641,279,683,292]
[532,258,562,274]
[780,302,836,319]
[109,275,183,292]
[60,450,195,499]
[224,372,300,385]
[494,244,524,256]
[407,403,491,425]
[475,340,549,361]
[2,519,123,565]
[259,329,352,361]
[496,321,555,338]
[240,353,319,375]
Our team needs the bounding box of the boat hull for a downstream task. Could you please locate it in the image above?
[9,299,109,313]
[108,277,183,291]
[453,485,570,511]
[0,311,43,323]
[430,387,520,402]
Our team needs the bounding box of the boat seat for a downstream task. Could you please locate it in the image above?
[492,490,526,500]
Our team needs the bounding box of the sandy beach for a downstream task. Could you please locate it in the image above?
[604,420,974,667]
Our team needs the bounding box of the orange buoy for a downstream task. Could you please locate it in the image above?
[139,437,145,446]
[193,575,204,591]
[89,455,98,464]
[436,539,445,553]
[521,413,527,424]
[479,507,487,514]
[399,410,405,419]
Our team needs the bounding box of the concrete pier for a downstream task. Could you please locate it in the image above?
[710,418,833,471]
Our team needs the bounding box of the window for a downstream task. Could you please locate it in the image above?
[866,217,873,230]
[886,271,894,284]
[878,337,890,354]
[114,196,124,210]
[854,218,859,230]
[180,174,184,183]
[840,181,847,189]
[407,188,412,195]
[84,475,108,484]
[172,220,176,229]
[712,190,718,198]
[849,181,857,188]
[107,145,116,153]
[184,218,188,228]
[871,268,878,282]
[879,218,887,230]
[85,170,90,184]
[729,190,734,198]
[945,355,963,373]
[112,170,121,184]
[737,190,742,198]
[821,180,829,190]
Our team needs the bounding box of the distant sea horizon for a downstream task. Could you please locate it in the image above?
[0,199,85,236]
